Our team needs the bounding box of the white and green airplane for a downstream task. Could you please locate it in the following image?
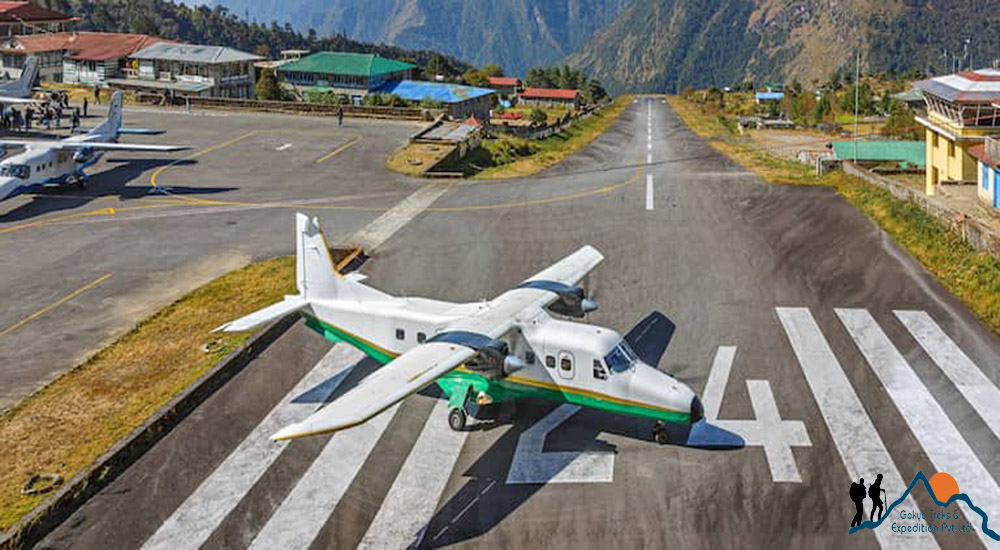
[220,214,704,443]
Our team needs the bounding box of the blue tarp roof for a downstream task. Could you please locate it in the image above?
[375,79,495,104]
[756,92,785,100]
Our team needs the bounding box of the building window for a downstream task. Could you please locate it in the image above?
[948,141,955,158]
[545,355,555,369]
[417,332,426,343]
[395,328,405,341]
[593,359,607,380]
[932,133,939,148]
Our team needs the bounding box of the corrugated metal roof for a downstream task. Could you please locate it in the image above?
[278,52,415,77]
[914,69,1000,104]
[0,2,71,22]
[376,79,494,104]
[105,78,213,93]
[519,87,579,100]
[489,77,519,86]
[131,42,261,64]
[831,141,925,167]
[755,92,785,100]
[13,32,171,61]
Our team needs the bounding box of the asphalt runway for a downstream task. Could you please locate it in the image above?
[24,99,1000,548]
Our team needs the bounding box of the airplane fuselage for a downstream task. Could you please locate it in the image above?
[0,137,105,201]
[302,293,698,425]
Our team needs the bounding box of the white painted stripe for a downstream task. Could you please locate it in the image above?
[702,346,737,420]
[358,399,467,549]
[838,308,1000,549]
[776,308,937,549]
[647,141,651,151]
[142,344,364,550]
[248,403,400,549]
[895,310,1000,439]
[275,143,292,151]
[646,152,652,164]
[349,182,451,251]
[645,175,654,210]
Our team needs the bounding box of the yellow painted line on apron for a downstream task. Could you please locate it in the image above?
[316,137,361,163]
[0,272,112,338]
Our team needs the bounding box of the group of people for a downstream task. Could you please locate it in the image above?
[850,473,886,527]
[1,92,88,133]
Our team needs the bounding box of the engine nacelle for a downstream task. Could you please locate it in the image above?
[546,285,598,318]
[73,148,94,163]
[475,339,525,378]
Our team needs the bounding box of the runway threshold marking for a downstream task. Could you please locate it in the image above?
[141,344,364,550]
[776,307,937,549]
[315,136,362,163]
[894,310,1000,439]
[702,346,811,483]
[0,272,112,338]
[358,398,468,549]
[248,404,401,549]
[837,308,1000,549]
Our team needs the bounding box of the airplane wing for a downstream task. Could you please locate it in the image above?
[523,245,603,287]
[0,139,189,152]
[271,341,477,440]
[0,96,38,104]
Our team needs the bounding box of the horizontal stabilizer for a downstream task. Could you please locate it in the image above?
[0,96,38,104]
[624,311,676,368]
[215,295,307,333]
[118,128,166,135]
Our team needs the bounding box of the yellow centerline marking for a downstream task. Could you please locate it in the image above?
[0,272,113,338]
[316,136,361,163]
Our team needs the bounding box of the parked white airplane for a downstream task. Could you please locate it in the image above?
[0,91,189,201]
[220,214,704,443]
[0,56,39,105]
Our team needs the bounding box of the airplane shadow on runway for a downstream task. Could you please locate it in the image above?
[0,158,235,223]
[420,399,744,547]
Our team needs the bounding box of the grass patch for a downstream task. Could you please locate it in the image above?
[0,256,296,532]
[667,95,1000,335]
[385,142,456,176]
[474,96,631,179]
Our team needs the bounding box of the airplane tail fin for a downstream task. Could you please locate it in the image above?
[296,212,388,302]
[15,57,38,97]
[91,91,123,139]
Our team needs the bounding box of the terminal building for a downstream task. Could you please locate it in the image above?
[0,2,75,38]
[108,42,262,98]
[277,52,416,103]
[376,79,495,120]
[0,32,168,83]
[914,69,1000,196]
[518,87,581,109]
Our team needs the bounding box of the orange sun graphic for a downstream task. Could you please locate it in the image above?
[929,472,960,502]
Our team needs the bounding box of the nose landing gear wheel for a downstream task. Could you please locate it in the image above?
[448,407,467,432]
[653,421,668,445]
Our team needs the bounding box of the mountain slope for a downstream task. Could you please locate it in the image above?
[190,0,630,76]
[568,0,1000,94]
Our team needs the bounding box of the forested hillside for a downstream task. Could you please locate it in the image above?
[35,0,470,75]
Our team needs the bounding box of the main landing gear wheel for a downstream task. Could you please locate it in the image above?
[653,421,669,445]
[448,407,467,432]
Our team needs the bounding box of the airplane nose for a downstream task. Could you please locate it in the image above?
[690,395,704,424]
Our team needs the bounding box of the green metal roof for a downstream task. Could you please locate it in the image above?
[278,52,415,77]
[831,141,926,168]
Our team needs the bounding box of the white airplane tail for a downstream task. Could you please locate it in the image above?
[216,213,388,333]
[13,57,38,97]
[91,91,123,139]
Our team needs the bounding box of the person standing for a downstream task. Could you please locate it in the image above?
[24,105,33,131]
[868,474,885,522]
[82,96,88,117]
[12,108,21,132]
[71,108,80,132]
[93,85,100,105]
[850,477,866,527]
[336,105,344,128]
[54,104,62,129]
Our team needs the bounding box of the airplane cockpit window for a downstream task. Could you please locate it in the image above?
[604,340,638,373]
[0,164,29,179]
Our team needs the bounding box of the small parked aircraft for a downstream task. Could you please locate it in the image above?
[0,91,189,201]
[220,214,704,443]
[0,56,39,105]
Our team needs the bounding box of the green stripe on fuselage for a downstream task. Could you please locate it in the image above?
[302,315,690,424]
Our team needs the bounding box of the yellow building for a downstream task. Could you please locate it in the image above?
[914,69,1000,195]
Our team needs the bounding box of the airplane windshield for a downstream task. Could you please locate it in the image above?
[0,164,28,179]
[604,340,638,373]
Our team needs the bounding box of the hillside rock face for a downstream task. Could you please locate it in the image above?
[200,0,629,76]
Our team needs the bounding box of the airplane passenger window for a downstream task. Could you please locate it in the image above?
[593,359,607,380]
[545,355,555,368]
[417,332,426,343]
[395,328,405,340]
[525,351,535,364]
[560,356,572,371]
